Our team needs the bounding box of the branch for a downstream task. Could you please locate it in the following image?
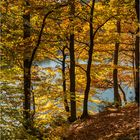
[29,3,68,68]
[75,39,89,47]
[29,11,53,68]
[93,15,117,39]
[80,0,91,8]
[44,56,62,65]
[75,64,87,73]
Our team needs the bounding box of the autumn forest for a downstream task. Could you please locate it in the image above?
[0,0,139,139]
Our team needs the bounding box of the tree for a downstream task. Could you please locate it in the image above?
[81,0,115,118]
[62,46,70,112]
[68,0,77,122]
[23,0,32,130]
[113,20,122,107]
[22,0,69,134]
[134,0,139,104]
[81,0,95,118]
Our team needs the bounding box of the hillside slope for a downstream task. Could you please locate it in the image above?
[64,104,139,140]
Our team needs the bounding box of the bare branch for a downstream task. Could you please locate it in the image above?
[75,64,87,73]
[80,0,91,8]
[93,15,117,39]
[75,39,89,47]
[29,3,68,68]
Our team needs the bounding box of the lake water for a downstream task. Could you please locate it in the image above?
[34,59,135,111]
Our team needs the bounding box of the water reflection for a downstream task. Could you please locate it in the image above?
[34,59,135,111]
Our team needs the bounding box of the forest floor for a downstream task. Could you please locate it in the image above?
[63,103,139,140]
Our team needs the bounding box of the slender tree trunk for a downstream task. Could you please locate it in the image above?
[118,84,127,104]
[31,90,36,118]
[81,0,95,119]
[134,0,139,104]
[62,47,69,112]
[113,20,122,107]
[68,0,76,122]
[135,0,139,23]
[23,0,32,129]
[135,33,139,104]
[132,47,136,91]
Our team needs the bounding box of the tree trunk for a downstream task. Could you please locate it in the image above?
[69,0,76,122]
[118,84,127,104]
[62,47,69,112]
[135,33,139,104]
[81,0,95,119]
[135,0,139,23]
[23,0,32,129]
[113,20,122,107]
[132,47,136,93]
[134,0,139,104]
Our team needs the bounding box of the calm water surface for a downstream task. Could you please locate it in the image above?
[35,59,135,111]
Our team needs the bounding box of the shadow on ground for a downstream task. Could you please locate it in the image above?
[64,104,139,140]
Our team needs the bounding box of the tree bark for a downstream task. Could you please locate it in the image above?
[113,20,122,107]
[23,0,32,129]
[134,0,139,104]
[135,0,139,23]
[118,84,127,104]
[62,46,69,112]
[81,0,95,119]
[135,33,139,104]
[69,0,76,122]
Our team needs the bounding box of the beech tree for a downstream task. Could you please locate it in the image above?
[113,2,122,107]
[113,20,122,107]
[23,0,32,130]
[81,0,117,118]
[68,0,77,122]
[81,0,95,118]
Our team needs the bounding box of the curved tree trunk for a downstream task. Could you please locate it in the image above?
[81,0,95,119]
[118,84,127,104]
